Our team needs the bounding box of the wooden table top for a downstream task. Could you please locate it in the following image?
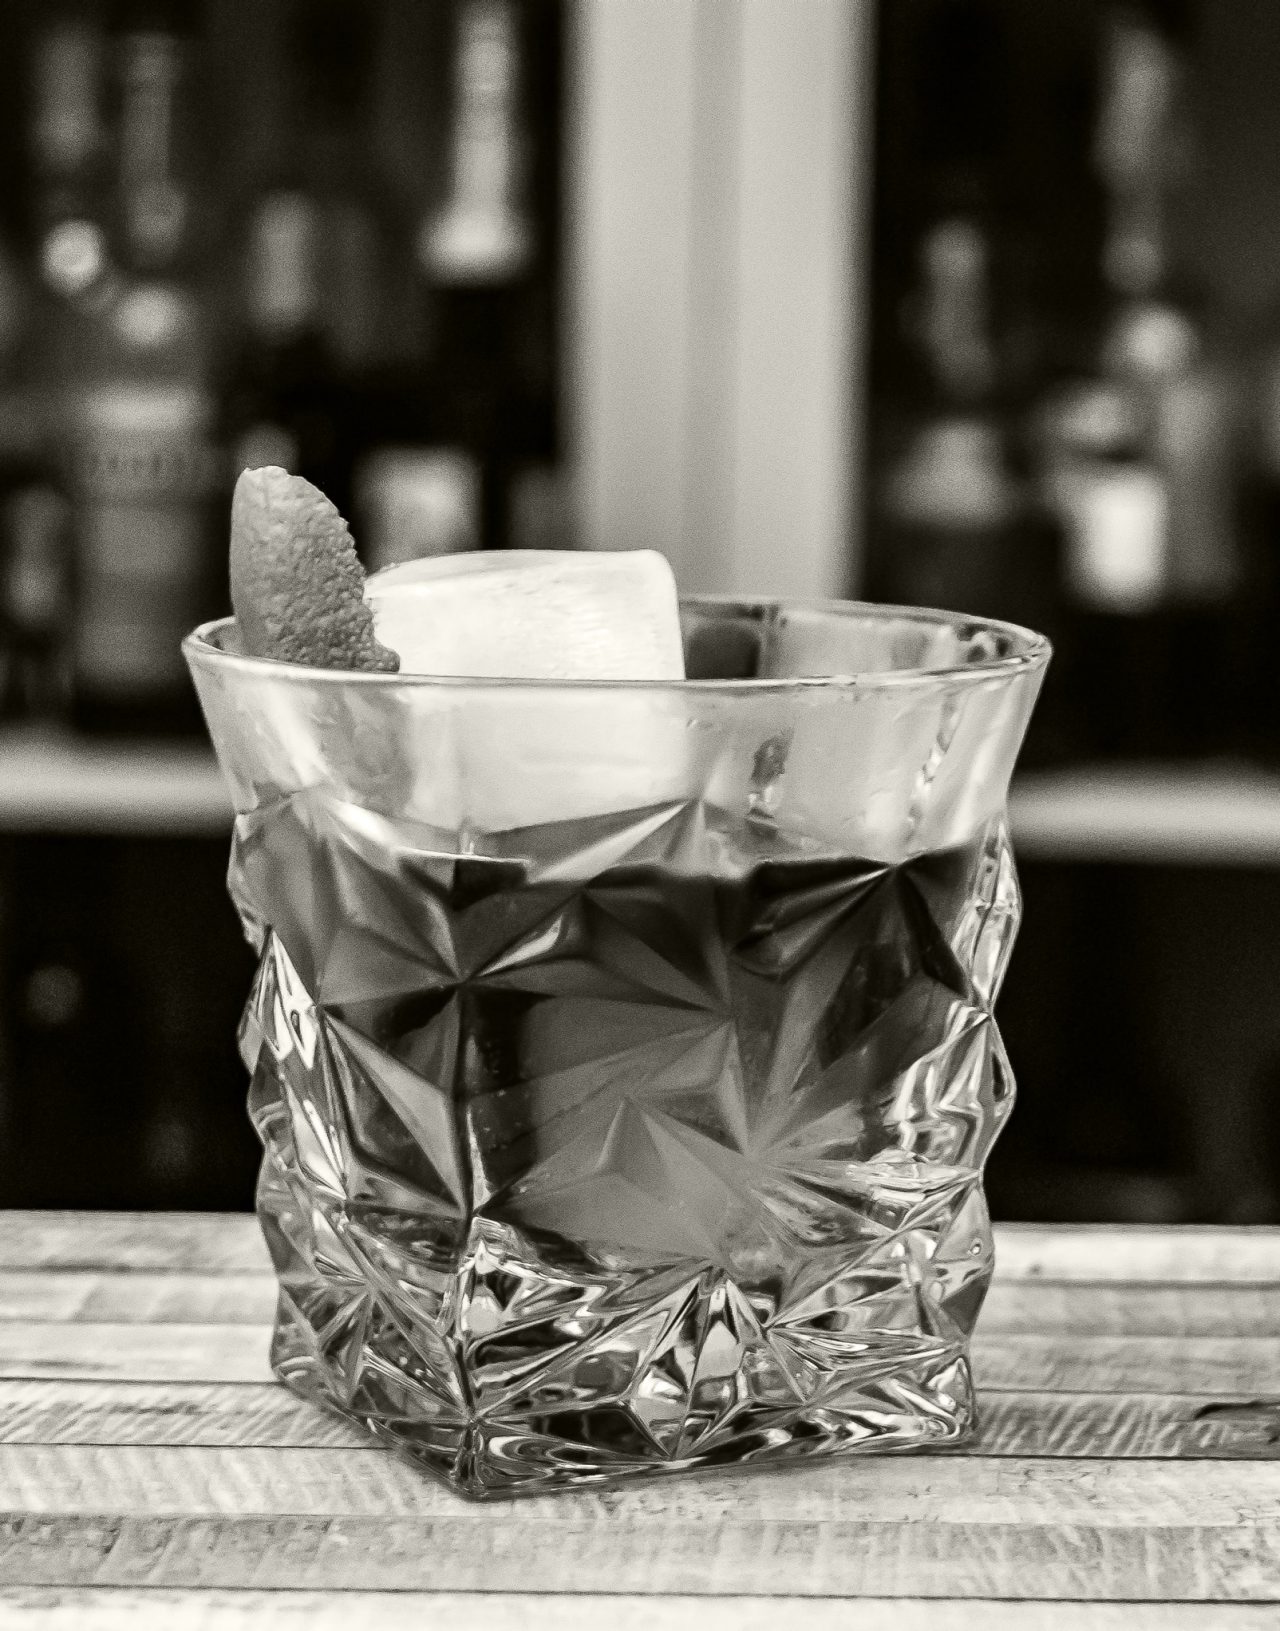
[0,1213,1277,1628]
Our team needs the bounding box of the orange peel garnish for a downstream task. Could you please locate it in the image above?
[229,466,399,673]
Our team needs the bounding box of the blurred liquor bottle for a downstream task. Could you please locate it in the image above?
[58,0,221,736]
[295,0,418,404]
[0,238,71,727]
[312,0,489,567]
[1035,4,1244,759]
[865,0,1068,762]
[218,0,407,522]
[0,478,73,725]
[1234,278,1280,763]
[374,0,552,561]
[870,215,1061,635]
[0,7,103,727]
[27,5,113,313]
[220,190,347,503]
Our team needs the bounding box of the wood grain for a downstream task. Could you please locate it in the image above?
[0,1326,269,1385]
[0,1382,365,1451]
[3,1215,1279,1283]
[973,1333,1280,1394]
[1,1380,1278,1461]
[980,1281,1280,1337]
[994,1225,1280,1284]
[971,1391,1280,1460]
[0,1216,265,1275]
[1,1215,1276,1612]
[0,1275,276,1326]
[3,1320,1277,1395]
[0,1510,1276,1598]
[3,1271,1278,1340]
[3,1590,1280,1631]
[1,1442,1277,1523]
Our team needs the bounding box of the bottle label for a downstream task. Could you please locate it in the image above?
[68,382,217,698]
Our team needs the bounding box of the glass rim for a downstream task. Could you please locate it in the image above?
[184,595,1052,696]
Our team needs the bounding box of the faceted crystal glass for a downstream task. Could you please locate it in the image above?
[185,598,1048,1498]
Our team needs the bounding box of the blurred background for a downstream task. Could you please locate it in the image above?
[0,0,1278,1223]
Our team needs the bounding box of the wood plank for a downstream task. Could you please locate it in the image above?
[981,1281,1280,1337]
[0,1216,266,1275]
[0,1509,1276,1599]
[0,1382,365,1451]
[0,1442,1277,1524]
[0,1380,1277,1461]
[3,1215,1278,1287]
[0,1326,270,1385]
[3,1321,1277,1395]
[971,1392,1280,1460]
[994,1225,1280,1284]
[5,1270,1278,1339]
[0,1275,276,1326]
[2,1590,1279,1631]
[974,1334,1280,1394]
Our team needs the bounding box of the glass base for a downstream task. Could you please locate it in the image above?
[256,1153,984,1499]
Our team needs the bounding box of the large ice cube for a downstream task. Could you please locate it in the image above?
[365,550,693,834]
[366,550,685,680]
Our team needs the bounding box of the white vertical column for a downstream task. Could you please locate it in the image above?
[727,0,871,599]
[562,0,700,576]
[680,1,743,596]
[565,0,874,599]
